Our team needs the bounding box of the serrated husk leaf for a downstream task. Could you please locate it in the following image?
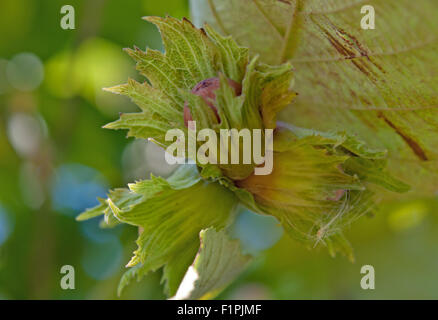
[78,165,238,296]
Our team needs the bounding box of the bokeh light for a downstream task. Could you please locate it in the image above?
[231,208,283,255]
[51,164,108,216]
[74,38,137,116]
[45,38,137,116]
[388,202,428,232]
[80,234,123,280]
[80,217,123,244]
[7,113,45,157]
[44,51,77,99]
[6,53,44,91]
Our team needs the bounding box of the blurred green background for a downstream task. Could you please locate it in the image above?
[0,0,437,299]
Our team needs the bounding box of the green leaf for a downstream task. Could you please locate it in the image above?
[103,112,172,146]
[343,157,410,193]
[171,228,252,300]
[76,189,143,228]
[104,78,184,125]
[204,24,249,82]
[144,16,218,89]
[277,124,409,192]
[76,197,107,221]
[78,165,239,296]
[191,0,438,195]
[125,46,184,107]
[258,63,297,129]
[280,124,388,159]
[214,72,245,129]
